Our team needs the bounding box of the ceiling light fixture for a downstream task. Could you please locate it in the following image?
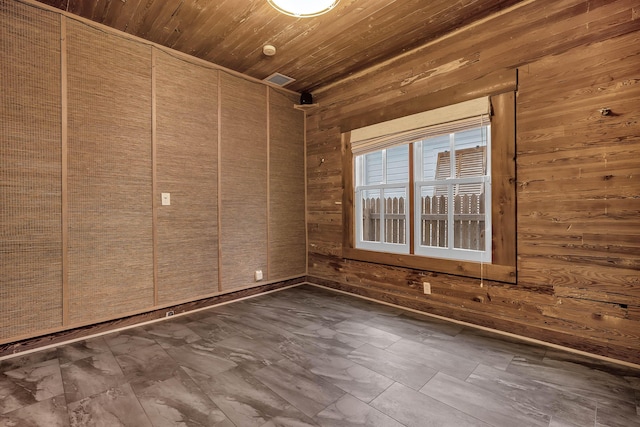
[267,0,340,18]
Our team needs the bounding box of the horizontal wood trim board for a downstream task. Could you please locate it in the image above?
[339,69,517,133]
[0,277,306,359]
[314,1,535,96]
[342,247,517,284]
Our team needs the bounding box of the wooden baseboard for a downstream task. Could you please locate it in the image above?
[5,274,637,371]
[305,276,640,370]
[0,277,305,360]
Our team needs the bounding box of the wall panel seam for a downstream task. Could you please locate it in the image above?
[266,87,271,280]
[304,110,309,275]
[151,46,158,306]
[13,0,298,96]
[61,14,69,326]
[217,71,223,292]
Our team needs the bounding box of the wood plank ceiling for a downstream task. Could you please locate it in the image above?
[37,0,525,92]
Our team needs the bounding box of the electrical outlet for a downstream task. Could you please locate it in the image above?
[423,282,431,295]
[165,310,174,317]
[255,270,263,281]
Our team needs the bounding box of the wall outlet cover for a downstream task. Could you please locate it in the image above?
[423,282,431,295]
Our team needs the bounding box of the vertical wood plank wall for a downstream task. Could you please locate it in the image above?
[0,2,62,339]
[219,73,269,290]
[155,50,219,304]
[0,2,305,344]
[306,0,640,363]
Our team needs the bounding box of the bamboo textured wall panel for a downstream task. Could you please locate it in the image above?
[306,0,640,364]
[67,20,154,324]
[269,89,306,279]
[220,73,268,289]
[0,1,62,341]
[155,50,219,303]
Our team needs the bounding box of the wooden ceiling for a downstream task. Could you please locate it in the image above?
[37,0,524,93]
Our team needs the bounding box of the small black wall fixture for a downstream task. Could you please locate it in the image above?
[300,92,313,105]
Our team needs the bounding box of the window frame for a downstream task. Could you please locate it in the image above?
[354,147,411,254]
[412,127,492,262]
[342,90,517,284]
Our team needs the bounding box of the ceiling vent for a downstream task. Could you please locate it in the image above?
[263,72,296,87]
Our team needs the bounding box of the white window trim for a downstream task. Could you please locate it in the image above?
[413,176,492,262]
[355,150,410,254]
[412,126,492,263]
[351,96,493,264]
[355,183,410,254]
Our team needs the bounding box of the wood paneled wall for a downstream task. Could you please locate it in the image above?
[0,1,305,345]
[307,0,640,364]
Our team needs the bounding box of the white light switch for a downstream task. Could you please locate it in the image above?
[255,270,263,281]
[161,193,171,206]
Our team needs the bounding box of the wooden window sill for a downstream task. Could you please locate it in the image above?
[343,247,517,284]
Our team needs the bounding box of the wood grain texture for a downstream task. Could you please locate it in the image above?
[341,132,354,251]
[490,92,517,268]
[0,1,63,341]
[342,248,516,284]
[66,19,154,325]
[339,69,518,134]
[339,89,517,283]
[308,271,638,364]
[32,0,524,92]
[268,89,306,279]
[306,1,640,364]
[515,29,640,294]
[155,50,219,303]
[315,0,638,118]
[219,72,268,290]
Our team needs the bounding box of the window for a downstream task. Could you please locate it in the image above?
[355,145,410,254]
[343,92,516,283]
[415,124,490,262]
[355,121,491,262]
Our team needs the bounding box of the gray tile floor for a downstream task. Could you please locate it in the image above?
[1,284,639,426]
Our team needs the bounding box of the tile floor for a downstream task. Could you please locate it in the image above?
[1,284,639,426]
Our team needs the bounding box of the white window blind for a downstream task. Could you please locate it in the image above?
[350,97,491,155]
